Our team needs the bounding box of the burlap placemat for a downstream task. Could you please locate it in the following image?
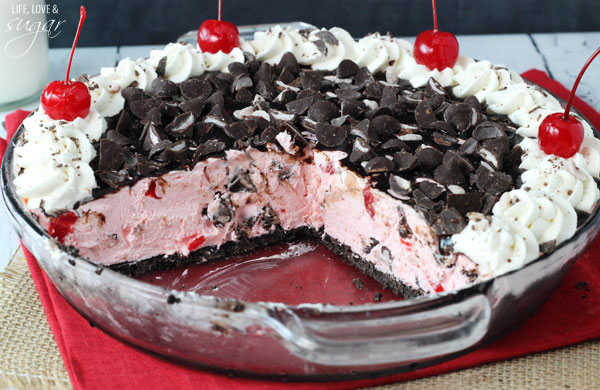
[1,248,598,390]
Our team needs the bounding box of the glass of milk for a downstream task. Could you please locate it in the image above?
[0,0,50,111]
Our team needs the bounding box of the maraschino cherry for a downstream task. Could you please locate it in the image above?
[538,47,600,158]
[414,0,459,71]
[41,6,90,122]
[197,0,240,54]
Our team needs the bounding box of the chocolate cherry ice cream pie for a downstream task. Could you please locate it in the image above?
[11,19,600,297]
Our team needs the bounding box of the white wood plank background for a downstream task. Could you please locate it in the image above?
[1,32,599,271]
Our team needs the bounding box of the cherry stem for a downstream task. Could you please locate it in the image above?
[218,0,222,21]
[431,0,438,32]
[65,6,86,83]
[563,46,600,119]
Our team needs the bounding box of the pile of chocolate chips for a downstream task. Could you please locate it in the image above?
[90,51,524,236]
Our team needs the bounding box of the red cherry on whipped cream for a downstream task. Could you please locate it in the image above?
[538,47,600,158]
[413,0,459,71]
[197,0,240,54]
[41,6,90,121]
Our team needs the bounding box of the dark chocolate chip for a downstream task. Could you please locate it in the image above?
[431,120,457,137]
[277,68,295,85]
[121,86,144,103]
[227,62,248,76]
[280,122,308,146]
[392,151,418,172]
[415,95,445,129]
[444,103,480,132]
[315,30,339,45]
[337,59,359,78]
[416,146,444,171]
[150,78,178,98]
[447,192,484,215]
[141,106,163,126]
[389,175,412,197]
[233,73,253,91]
[260,126,278,143]
[193,139,227,162]
[286,96,314,115]
[463,95,481,111]
[435,208,466,235]
[349,118,378,143]
[313,39,328,55]
[434,163,467,187]
[160,139,188,163]
[370,115,401,135]
[444,150,474,174]
[432,132,457,147]
[130,98,161,119]
[204,104,230,127]
[208,195,234,228]
[382,85,399,99]
[540,240,557,255]
[105,130,133,146]
[235,88,254,104]
[341,100,366,118]
[179,96,206,115]
[300,71,322,90]
[355,67,374,87]
[399,90,424,107]
[368,106,393,119]
[335,88,362,101]
[135,153,164,176]
[165,112,195,138]
[363,83,382,99]
[473,121,505,140]
[205,90,225,108]
[417,181,445,200]
[115,110,139,139]
[269,109,296,125]
[475,165,512,195]
[98,139,124,171]
[481,193,499,214]
[256,80,275,100]
[229,170,256,192]
[380,139,408,152]
[349,137,375,163]
[414,189,441,210]
[141,122,168,151]
[479,136,509,170]
[380,98,407,117]
[364,156,394,174]
[424,77,447,97]
[308,100,340,122]
[224,121,252,139]
[504,145,523,170]
[278,52,299,74]
[97,170,131,189]
[315,123,348,147]
[193,122,216,140]
[149,140,172,159]
[458,138,478,156]
[155,57,167,78]
[206,72,230,92]
[179,78,212,100]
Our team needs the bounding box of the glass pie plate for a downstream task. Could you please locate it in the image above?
[2,38,600,380]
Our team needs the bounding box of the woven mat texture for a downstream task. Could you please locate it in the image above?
[1,248,598,390]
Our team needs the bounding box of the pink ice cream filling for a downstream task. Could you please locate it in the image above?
[36,148,477,294]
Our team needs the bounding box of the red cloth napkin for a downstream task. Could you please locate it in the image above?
[5,70,600,390]
[0,109,29,162]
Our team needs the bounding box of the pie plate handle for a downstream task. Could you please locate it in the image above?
[265,293,491,366]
